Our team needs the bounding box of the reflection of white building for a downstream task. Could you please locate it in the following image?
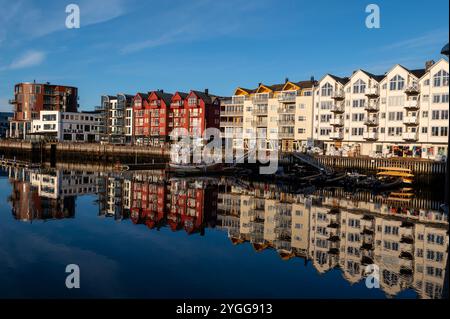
[30,170,99,199]
[31,111,101,142]
[217,184,449,299]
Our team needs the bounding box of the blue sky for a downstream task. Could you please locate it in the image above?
[0,0,448,111]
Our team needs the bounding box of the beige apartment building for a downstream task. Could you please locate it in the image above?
[220,79,316,153]
[314,58,449,159]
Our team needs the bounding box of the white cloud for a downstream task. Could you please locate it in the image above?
[381,28,449,51]
[8,51,46,70]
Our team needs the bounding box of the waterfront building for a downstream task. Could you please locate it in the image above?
[314,59,449,160]
[0,112,13,138]
[133,91,173,146]
[221,79,317,153]
[9,83,78,140]
[30,110,101,142]
[100,93,134,144]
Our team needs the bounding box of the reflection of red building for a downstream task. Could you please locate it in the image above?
[128,176,218,235]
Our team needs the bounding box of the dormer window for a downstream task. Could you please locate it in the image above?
[321,83,333,96]
[353,79,366,94]
[389,75,405,91]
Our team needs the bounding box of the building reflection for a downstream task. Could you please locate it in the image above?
[2,165,448,299]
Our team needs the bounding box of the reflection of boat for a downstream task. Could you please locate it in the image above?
[388,188,414,202]
[377,167,414,184]
[169,162,223,174]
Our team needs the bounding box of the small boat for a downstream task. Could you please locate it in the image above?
[377,167,414,184]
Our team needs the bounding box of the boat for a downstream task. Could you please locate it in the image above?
[377,167,414,184]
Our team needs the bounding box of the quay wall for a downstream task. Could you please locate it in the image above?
[1,140,447,176]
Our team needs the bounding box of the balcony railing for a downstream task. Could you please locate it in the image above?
[404,100,420,110]
[402,132,419,141]
[220,108,243,116]
[403,116,419,125]
[365,87,380,97]
[363,132,379,140]
[330,104,345,113]
[404,84,420,95]
[331,90,345,100]
[278,92,298,103]
[278,132,295,139]
[220,121,243,127]
[252,95,270,104]
[252,108,268,115]
[364,118,379,126]
[252,119,268,127]
[330,118,344,126]
[277,107,296,114]
[277,119,295,126]
[330,131,344,140]
[364,102,379,112]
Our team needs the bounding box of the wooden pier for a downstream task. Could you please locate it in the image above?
[314,155,446,175]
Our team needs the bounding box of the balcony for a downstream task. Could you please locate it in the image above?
[170,102,183,108]
[402,132,419,141]
[330,104,345,113]
[363,132,379,141]
[330,131,344,140]
[252,108,268,115]
[365,87,380,97]
[364,102,379,112]
[404,85,420,95]
[364,118,379,126]
[277,107,296,114]
[278,92,298,103]
[403,116,419,126]
[404,100,420,110]
[220,121,243,127]
[278,119,295,126]
[330,117,344,127]
[252,95,270,104]
[252,119,268,127]
[278,131,295,139]
[331,90,345,100]
[220,108,243,116]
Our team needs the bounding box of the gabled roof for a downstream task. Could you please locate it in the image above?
[408,68,426,79]
[191,90,220,104]
[234,87,256,95]
[359,70,385,82]
[328,74,350,85]
[293,80,318,89]
[172,91,189,100]
[134,92,149,100]
[151,90,173,106]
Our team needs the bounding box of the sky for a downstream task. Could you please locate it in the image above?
[0,0,448,111]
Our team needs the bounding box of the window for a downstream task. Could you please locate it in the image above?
[441,110,449,120]
[432,110,440,120]
[353,79,366,94]
[424,79,430,86]
[433,70,449,87]
[390,75,405,91]
[321,83,333,96]
[433,95,441,103]
[422,111,428,118]
[441,127,448,136]
[442,94,449,104]
[422,127,428,134]
[431,127,439,136]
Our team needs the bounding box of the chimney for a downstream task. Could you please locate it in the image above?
[285,77,289,83]
[205,88,209,95]
[161,89,164,94]
[311,76,315,83]
[425,60,435,71]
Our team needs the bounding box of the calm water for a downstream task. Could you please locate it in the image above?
[0,164,448,299]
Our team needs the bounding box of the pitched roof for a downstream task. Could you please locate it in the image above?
[153,90,174,106]
[328,74,350,85]
[135,92,149,100]
[172,91,189,100]
[191,90,220,104]
[359,70,385,82]
[266,83,285,91]
[408,68,426,79]
[293,80,318,89]
[238,87,257,94]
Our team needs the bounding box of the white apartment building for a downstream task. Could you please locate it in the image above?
[31,110,101,142]
[220,79,316,153]
[101,94,134,144]
[314,58,449,159]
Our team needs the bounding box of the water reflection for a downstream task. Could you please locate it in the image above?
[2,165,448,299]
